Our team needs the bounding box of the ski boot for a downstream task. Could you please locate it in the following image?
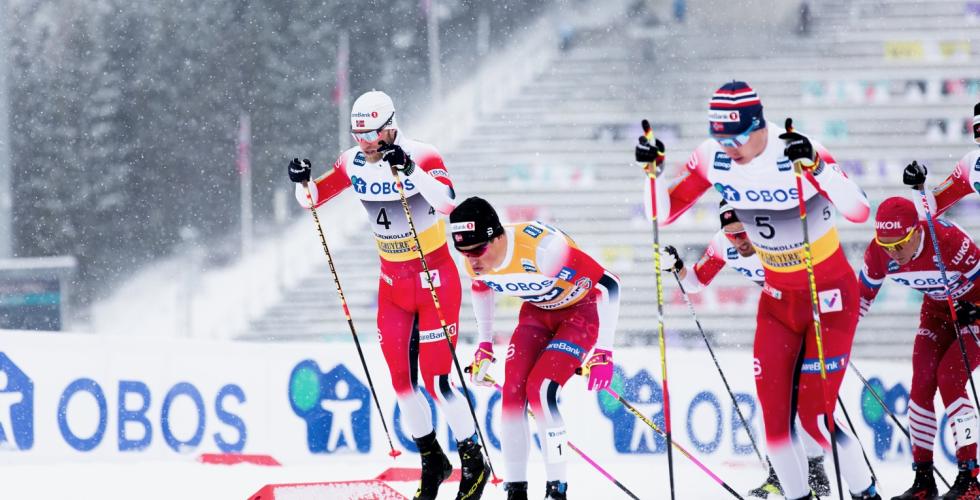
[455,435,489,500]
[413,431,452,500]
[544,480,568,500]
[504,481,528,500]
[852,479,882,500]
[891,462,938,500]
[748,465,783,498]
[941,460,980,500]
[809,455,832,497]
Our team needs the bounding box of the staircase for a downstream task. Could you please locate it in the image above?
[243,0,980,360]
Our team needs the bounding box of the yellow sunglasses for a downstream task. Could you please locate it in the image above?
[875,227,916,250]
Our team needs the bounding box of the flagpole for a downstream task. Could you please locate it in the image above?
[0,0,11,257]
[425,0,442,104]
[336,30,349,153]
[237,113,252,257]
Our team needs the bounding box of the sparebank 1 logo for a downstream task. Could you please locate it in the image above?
[597,366,665,453]
[861,376,909,460]
[289,360,370,453]
[0,353,33,450]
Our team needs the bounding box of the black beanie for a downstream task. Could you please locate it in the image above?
[719,200,739,227]
[449,197,504,248]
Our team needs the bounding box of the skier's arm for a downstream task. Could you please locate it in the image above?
[294,156,352,208]
[806,144,871,223]
[858,242,887,318]
[639,141,713,226]
[937,222,980,283]
[406,149,456,214]
[470,280,495,344]
[665,146,714,225]
[929,151,980,217]
[684,232,731,293]
[594,271,621,351]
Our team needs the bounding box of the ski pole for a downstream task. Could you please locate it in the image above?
[576,366,745,499]
[671,270,769,470]
[641,118,676,499]
[467,368,641,500]
[303,182,400,458]
[606,386,744,498]
[848,360,950,487]
[785,117,844,499]
[388,164,501,485]
[837,395,878,485]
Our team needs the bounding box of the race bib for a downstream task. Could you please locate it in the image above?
[542,426,569,463]
[953,413,979,448]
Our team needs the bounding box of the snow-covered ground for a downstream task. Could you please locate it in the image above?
[0,456,917,499]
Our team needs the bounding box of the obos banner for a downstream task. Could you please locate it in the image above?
[0,331,956,466]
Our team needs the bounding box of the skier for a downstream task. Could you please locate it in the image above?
[660,200,831,498]
[858,196,980,500]
[448,196,621,500]
[901,103,980,214]
[287,90,488,500]
[635,80,877,499]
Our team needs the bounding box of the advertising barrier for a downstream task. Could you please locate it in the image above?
[0,330,960,468]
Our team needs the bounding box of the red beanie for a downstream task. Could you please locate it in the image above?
[874,197,918,240]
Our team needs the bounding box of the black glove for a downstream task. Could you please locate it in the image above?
[955,301,980,328]
[378,141,415,176]
[778,118,818,170]
[903,160,927,188]
[635,136,665,178]
[661,245,684,273]
[288,158,312,183]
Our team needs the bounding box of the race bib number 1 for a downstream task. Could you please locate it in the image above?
[542,426,569,463]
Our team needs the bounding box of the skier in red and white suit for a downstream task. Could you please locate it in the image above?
[902,102,980,214]
[288,91,487,500]
[859,197,980,500]
[448,197,620,500]
[661,201,831,498]
[636,81,875,499]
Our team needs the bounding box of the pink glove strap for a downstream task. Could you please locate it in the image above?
[586,348,614,391]
[474,342,494,362]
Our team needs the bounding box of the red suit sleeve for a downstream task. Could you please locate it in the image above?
[662,145,713,225]
[857,241,887,318]
[936,221,980,284]
[407,145,456,214]
[691,236,728,290]
[295,154,352,208]
[805,143,870,223]
[931,155,977,217]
